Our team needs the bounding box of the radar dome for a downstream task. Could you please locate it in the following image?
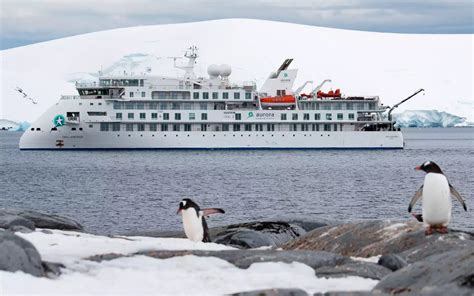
[207,64,220,78]
[219,64,232,77]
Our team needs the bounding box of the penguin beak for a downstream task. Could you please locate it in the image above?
[177,208,182,215]
[415,166,422,171]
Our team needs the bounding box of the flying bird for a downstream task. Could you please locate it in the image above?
[14,87,38,104]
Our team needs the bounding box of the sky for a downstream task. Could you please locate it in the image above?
[0,0,473,49]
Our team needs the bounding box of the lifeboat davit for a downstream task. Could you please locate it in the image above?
[317,89,341,98]
[260,95,296,107]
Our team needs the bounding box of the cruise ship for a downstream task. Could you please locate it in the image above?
[20,46,408,150]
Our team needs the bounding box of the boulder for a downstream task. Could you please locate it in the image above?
[0,210,35,230]
[0,209,82,231]
[377,254,407,271]
[0,230,44,277]
[373,248,474,294]
[283,220,472,259]
[315,261,391,280]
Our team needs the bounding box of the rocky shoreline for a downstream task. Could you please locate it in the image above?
[1,209,472,295]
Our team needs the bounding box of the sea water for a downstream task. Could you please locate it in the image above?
[1,128,472,234]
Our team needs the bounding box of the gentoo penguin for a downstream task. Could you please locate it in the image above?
[408,161,467,235]
[177,198,225,242]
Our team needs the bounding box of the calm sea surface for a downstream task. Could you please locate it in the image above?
[1,128,473,234]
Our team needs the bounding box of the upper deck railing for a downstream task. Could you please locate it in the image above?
[60,95,81,100]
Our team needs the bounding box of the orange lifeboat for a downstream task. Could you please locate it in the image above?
[260,95,296,107]
[317,89,341,98]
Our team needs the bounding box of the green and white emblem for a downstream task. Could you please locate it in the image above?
[53,114,65,127]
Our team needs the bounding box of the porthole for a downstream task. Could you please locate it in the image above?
[117,135,120,137]
[141,135,143,137]
[128,134,131,137]
[152,134,155,137]
[293,134,295,137]
[30,128,34,131]
[79,128,83,131]
[176,134,178,137]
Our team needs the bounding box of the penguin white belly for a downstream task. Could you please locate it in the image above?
[422,173,451,226]
[182,209,204,242]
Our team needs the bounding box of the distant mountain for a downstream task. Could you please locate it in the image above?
[393,110,469,128]
[0,119,30,131]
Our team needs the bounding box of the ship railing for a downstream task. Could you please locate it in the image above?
[61,95,81,100]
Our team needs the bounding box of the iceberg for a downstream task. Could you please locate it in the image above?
[393,110,467,128]
[0,119,31,131]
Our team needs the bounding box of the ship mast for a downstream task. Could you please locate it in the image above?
[173,46,199,80]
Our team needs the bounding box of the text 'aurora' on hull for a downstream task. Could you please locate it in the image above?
[19,46,417,150]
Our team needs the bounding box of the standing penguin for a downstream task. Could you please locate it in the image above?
[408,161,467,235]
[177,198,225,242]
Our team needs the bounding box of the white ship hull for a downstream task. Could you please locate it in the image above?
[20,130,403,149]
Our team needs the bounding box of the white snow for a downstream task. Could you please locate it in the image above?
[350,256,381,263]
[0,19,472,123]
[1,229,378,295]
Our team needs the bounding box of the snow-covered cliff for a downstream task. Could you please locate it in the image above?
[393,110,469,127]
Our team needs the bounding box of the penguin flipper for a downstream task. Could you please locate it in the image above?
[201,208,225,218]
[449,184,467,211]
[201,218,211,243]
[408,185,423,213]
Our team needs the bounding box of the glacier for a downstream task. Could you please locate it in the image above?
[0,119,31,131]
[393,110,468,128]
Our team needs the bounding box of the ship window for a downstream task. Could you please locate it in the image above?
[303,113,309,120]
[30,128,34,131]
[36,128,41,131]
[140,113,146,119]
[245,92,252,100]
[100,123,109,131]
[138,124,145,131]
[223,92,229,99]
[281,113,287,120]
[349,113,355,120]
[337,113,343,120]
[128,113,134,119]
[126,124,134,131]
[244,124,252,131]
[184,102,192,109]
[51,127,58,131]
[201,124,207,131]
[266,124,275,131]
[184,124,191,131]
[172,102,180,110]
[326,114,332,120]
[222,124,229,131]
[125,102,135,109]
[149,102,158,109]
[89,124,93,128]
[334,103,342,110]
[163,113,169,120]
[130,92,134,97]
[255,124,263,131]
[201,113,208,120]
[292,113,298,120]
[301,124,309,131]
[159,102,168,110]
[79,128,83,131]
[193,92,200,100]
[357,103,365,110]
[203,92,209,100]
[324,124,331,131]
[315,113,321,120]
[212,92,219,99]
[189,113,195,120]
[334,124,338,131]
[290,124,297,131]
[112,123,120,131]
[369,102,376,109]
[90,103,94,106]
[116,113,122,119]
[113,102,122,109]
[137,103,145,109]
[87,111,107,116]
[346,103,353,110]
[234,92,240,100]
[151,113,157,119]
[140,80,144,87]
[233,124,241,131]
[175,113,181,120]
[200,103,208,110]
[161,124,168,131]
[141,92,146,98]
[150,123,157,131]
[321,103,331,110]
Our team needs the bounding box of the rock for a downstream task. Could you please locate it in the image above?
[0,212,35,230]
[373,248,474,294]
[377,254,407,271]
[315,261,391,280]
[313,293,375,296]
[15,210,83,231]
[232,288,308,296]
[0,230,44,277]
[283,220,472,259]
[8,225,34,233]
[42,261,64,277]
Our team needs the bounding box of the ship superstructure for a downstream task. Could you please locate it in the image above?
[20,46,404,149]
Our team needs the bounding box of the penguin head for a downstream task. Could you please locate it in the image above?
[415,161,443,174]
[177,198,200,214]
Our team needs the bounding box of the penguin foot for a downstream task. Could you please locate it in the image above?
[425,227,434,235]
[437,226,449,234]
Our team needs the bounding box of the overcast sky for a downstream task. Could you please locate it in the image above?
[1,0,473,49]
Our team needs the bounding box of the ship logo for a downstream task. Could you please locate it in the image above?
[53,115,65,127]
[247,112,254,119]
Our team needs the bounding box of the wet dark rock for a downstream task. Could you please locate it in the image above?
[377,254,407,271]
[283,220,472,259]
[0,209,82,231]
[232,288,308,296]
[315,261,391,280]
[373,248,474,294]
[0,230,44,277]
[42,261,64,277]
